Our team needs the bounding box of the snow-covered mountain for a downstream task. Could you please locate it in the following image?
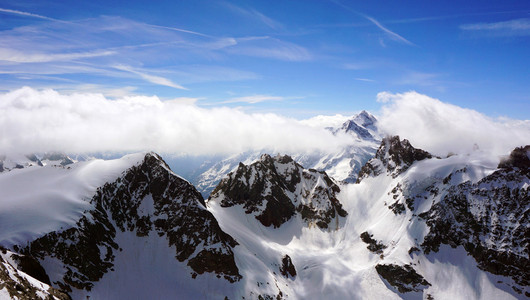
[192,110,381,198]
[0,137,528,299]
[209,154,347,229]
[0,153,242,299]
[0,152,77,174]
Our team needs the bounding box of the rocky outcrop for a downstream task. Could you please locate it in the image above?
[210,154,347,229]
[375,264,431,293]
[498,145,530,171]
[358,136,433,181]
[19,153,241,293]
[360,232,387,255]
[279,255,296,278]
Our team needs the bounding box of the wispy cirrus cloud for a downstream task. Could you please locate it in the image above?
[329,1,414,46]
[0,48,115,63]
[113,65,187,90]
[0,9,307,93]
[363,15,414,46]
[460,18,530,37]
[387,10,530,25]
[226,37,312,61]
[223,3,283,30]
[354,78,375,82]
[222,94,286,104]
[0,7,59,21]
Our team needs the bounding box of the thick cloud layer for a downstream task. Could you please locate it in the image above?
[377,91,530,157]
[0,87,350,155]
[2,88,528,158]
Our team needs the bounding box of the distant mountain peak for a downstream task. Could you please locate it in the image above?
[354,110,377,128]
[333,110,379,140]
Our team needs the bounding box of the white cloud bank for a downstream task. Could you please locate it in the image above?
[0,87,350,156]
[377,91,530,157]
[2,88,527,159]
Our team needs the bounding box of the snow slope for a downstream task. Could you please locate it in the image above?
[0,138,528,299]
[0,153,145,246]
[205,137,528,299]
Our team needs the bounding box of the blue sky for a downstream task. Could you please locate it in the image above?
[0,0,529,119]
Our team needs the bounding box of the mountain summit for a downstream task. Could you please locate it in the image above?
[209,154,347,229]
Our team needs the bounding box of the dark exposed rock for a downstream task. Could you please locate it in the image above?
[408,247,420,256]
[360,232,387,254]
[10,253,51,285]
[22,152,241,293]
[358,136,433,182]
[279,255,296,278]
[0,250,71,299]
[420,153,530,287]
[375,264,431,293]
[498,145,530,171]
[210,154,347,229]
[389,201,406,215]
[405,198,415,211]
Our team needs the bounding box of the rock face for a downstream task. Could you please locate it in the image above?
[279,255,296,278]
[498,145,530,170]
[0,247,71,300]
[210,154,347,229]
[357,136,433,181]
[375,264,431,293]
[19,153,241,294]
[420,145,530,287]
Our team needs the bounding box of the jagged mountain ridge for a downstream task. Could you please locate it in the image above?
[420,146,530,287]
[354,136,529,298]
[1,153,242,299]
[0,138,528,299]
[0,152,76,173]
[193,110,381,198]
[209,154,347,229]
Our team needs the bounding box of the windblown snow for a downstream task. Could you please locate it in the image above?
[0,153,145,246]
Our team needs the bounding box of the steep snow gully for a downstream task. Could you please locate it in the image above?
[0,138,528,299]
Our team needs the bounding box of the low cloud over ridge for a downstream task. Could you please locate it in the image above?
[0,87,349,155]
[377,91,530,157]
[1,88,528,159]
